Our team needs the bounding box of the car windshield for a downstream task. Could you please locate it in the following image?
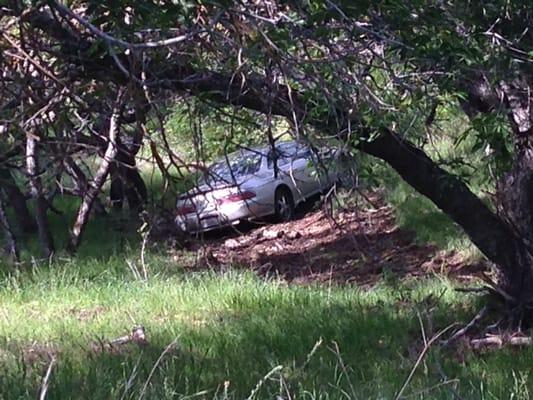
[203,149,263,184]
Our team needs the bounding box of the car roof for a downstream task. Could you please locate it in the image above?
[245,140,305,156]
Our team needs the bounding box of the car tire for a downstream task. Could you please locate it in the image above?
[274,187,294,222]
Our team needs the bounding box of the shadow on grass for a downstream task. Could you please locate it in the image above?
[385,181,471,251]
[1,278,528,400]
[13,196,143,263]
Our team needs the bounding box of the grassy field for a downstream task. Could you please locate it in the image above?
[0,247,532,399]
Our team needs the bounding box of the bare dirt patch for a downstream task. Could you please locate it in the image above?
[173,193,486,285]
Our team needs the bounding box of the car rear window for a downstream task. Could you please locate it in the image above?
[205,150,263,183]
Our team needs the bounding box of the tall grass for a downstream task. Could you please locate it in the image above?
[0,255,531,399]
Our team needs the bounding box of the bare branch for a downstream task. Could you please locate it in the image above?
[51,1,203,50]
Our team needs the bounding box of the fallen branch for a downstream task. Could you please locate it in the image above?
[110,326,147,346]
[92,326,148,353]
[471,334,532,349]
[441,306,488,347]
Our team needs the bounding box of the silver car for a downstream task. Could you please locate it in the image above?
[175,141,339,233]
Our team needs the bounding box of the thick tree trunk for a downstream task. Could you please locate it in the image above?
[0,191,19,262]
[359,129,533,306]
[26,134,55,258]
[461,77,533,308]
[67,89,125,252]
[494,79,533,307]
[496,147,533,306]
[0,168,36,233]
[110,118,146,213]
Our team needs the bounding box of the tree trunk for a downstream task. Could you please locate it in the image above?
[109,117,146,213]
[494,78,533,308]
[495,147,533,308]
[0,191,19,262]
[26,134,55,258]
[63,157,106,215]
[358,129,533,305]
[67,89,125,252]
[0,168,36,233]
[109,151,147,213]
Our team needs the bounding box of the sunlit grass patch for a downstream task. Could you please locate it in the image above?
[0,257,531,399]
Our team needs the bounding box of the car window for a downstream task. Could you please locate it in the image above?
[295,146,311,160]
[204,150,263,183]
[267,149,292,168]
[267,142,308,168]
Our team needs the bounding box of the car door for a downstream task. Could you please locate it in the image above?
[268,142,322,202]
[309,147,337,192]
[288,145,321,197]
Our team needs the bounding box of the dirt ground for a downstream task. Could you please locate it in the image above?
[173,193,487,285]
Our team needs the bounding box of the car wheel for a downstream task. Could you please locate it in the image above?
[274,187,294,222]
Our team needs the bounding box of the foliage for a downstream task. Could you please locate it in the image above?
[163,101,283,163]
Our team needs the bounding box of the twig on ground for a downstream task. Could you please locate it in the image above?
[111,326,147,346]
[441,306,488,347]
[246,365,283,400]
[38,356,56,400]
[394,323,456,400]
[138,339,179,400]
[471,334,532,349]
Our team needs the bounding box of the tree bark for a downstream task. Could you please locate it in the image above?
[67,89,125,252]
[0,191,19,262]
[461,76,533,306]
[109,150,147,213]
[63,157,106,216]
[0,168,36,233]
[26,134,55,258]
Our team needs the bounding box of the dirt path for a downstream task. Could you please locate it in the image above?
[174,193,486,285]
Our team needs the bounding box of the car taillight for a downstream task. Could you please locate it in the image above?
[176,205,196,215]
[217,191,256,205]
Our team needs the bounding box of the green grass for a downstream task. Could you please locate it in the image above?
[385,180,478,253]
[0,253,531,399]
